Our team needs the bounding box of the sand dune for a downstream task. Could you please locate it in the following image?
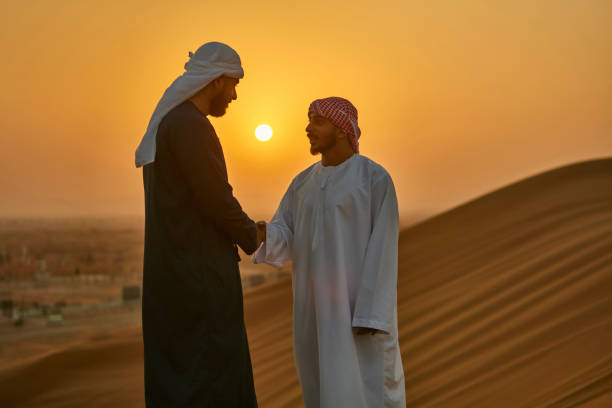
[396,158,612,407]
[1,158,611,407]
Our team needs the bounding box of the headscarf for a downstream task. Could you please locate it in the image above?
[135,42,244,167]
[308,97,361,153]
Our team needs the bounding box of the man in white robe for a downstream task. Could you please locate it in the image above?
[253,97,406,407]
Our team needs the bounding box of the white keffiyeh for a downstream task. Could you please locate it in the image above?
[135,42,244,167]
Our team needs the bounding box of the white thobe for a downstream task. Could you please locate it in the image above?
[253,154,406,408]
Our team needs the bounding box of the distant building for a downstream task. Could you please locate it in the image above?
[12,309,24,327]
[42,305,60,316]
[122,285,141,302]
[0,247,7,266]
[36,259,49,281]
[46,313,63,326]
[21,246,30,265]
[1,298,14,317]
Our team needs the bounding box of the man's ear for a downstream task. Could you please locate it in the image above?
[212,76,225,89]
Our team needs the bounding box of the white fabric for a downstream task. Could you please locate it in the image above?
[253,154,406,408]
[135,42,244,167]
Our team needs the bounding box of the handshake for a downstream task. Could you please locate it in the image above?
[256,221,267,247]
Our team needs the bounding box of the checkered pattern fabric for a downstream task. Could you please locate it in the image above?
[308,97,361,153]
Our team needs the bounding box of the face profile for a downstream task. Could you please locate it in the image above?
[209,76,239,117]
[306,113,340,155]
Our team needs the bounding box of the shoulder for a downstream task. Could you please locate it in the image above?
[288,162,319,191]
[354,155,394,185]
[159,101,214,139]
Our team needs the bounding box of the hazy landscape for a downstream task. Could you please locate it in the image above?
[1,0,609,406]
[0,217,286,370]
[0,158,610,407]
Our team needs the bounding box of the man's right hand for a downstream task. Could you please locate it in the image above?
[256,221,267,247]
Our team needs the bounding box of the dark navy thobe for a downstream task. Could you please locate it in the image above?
[142,100,258,407]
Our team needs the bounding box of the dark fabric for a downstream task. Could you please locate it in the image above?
[142,101,258,407]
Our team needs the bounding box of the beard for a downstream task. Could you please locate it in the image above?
[209,91,229,117]
[310,133,337,155]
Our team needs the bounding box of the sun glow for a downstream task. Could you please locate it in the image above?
[255,124,273,142]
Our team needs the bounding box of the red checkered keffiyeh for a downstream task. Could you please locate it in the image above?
[308,97,361,153]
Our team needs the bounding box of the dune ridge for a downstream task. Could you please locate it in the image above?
[396,158,612,407]
[1,158,611,407]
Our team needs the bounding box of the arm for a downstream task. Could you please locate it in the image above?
[166,117,258,254]
[352,174,399,335]
[252,183,294,267]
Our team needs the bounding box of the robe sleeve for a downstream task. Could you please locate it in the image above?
[351,174,399,335]
[252,182,294,267]
[166,117,258,255]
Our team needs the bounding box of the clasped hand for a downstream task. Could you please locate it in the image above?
[256,221,267,247]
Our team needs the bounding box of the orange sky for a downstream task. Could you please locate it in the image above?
[0,1,610,224]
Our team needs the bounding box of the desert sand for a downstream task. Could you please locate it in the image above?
[1,158,611,407]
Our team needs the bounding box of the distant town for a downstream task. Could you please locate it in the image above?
[0,217,288,329]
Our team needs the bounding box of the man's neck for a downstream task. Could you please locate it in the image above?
[188,94,211,116]
[321,148,354,167]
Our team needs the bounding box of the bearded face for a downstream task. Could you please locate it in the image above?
[209,76,239,117]
[209,90,229,117]
[306,114,339,155]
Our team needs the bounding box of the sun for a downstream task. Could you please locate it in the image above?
[255,124,273,142]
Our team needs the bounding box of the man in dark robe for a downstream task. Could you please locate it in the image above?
[136,42,260,407]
